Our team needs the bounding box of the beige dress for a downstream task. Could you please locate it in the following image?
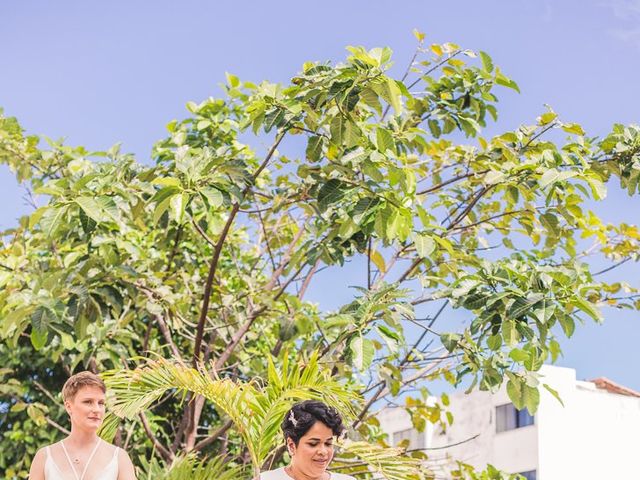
[44,440,119,480]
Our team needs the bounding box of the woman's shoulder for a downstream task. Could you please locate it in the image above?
[259,467,287,479]
[331,473,357,480]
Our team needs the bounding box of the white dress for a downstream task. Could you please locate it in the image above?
[44,443,120,480]
[260,467,355,480]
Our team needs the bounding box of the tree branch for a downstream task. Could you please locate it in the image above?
[193,419,234,452]
[193,129,286,366]
[139,412,174,462]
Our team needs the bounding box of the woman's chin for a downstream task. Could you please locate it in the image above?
[311,460,329,472]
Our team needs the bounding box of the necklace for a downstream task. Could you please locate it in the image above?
[61,438,102,480]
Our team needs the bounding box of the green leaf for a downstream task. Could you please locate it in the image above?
[506,378,539,414]
[79,207,97,235]
[502,320,519,346]
[306,135,324,162]
[573,297,602,322]
[30,307,51,351]
[539,168,559,189]
[495,68,520,93]
[586,177,607,200]
[151,186,181,205]
[523,347,544,371]
[540,212,559,236]
[543,383,564,407]
[170,192,189,224]
[385,78,403,114]
[561,123,585,136]
[558,313,575,337]
[414,233,436,258]
[509,348,528,363]
[360,88,382,114]
[264,108,286,133]
[318,179,348,211]
[538,111,558,126]
[369,249,386,273]
[75,196,107,223]
[350,335,374,371]
[479,51,494,73]
[200,187,223,208]
[153,196,173,225]
[39,205,68,237]
[330,116,346,145]
[376,127,395,154]
[487,334,502,351]
[225,72,240,88]
[440,333,461,352]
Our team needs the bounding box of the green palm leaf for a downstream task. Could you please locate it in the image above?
[139,453,244,480]
[331,440,424,480]
[103,351,359,471]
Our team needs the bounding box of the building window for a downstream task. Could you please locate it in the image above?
[495,403,534,433]
[392,428,425,450]
[518,470,536,480]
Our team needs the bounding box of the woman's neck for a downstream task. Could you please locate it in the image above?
[65,427,99,448]
[286,464,327,480]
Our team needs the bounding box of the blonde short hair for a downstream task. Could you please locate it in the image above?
[62,371,106,402]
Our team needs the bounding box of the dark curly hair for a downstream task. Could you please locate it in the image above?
[281,400,345,445]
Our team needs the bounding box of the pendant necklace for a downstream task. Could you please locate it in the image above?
[61,438,102,480]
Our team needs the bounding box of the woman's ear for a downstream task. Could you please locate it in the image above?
[286,438,295,456]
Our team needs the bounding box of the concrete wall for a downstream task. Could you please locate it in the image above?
[429,385,538,475]
[376,365,640,479]
[537,365,640,479]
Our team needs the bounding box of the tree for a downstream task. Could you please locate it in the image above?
[1,32,639,479]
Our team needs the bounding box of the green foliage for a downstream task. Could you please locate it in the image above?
[1,34,639,479]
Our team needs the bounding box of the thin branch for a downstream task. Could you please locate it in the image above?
[417,169,487,196]
[32,381,60,406]
[164,225,183,274]
[367,238,372,290]
[193,419,234,452]
[522,122,558,149]
[45,416,70,435]
[191,216,216,248]
[298,259,320,300]
[593,258,631,276]
[407,50,463,90]
[139,412,174,462]
[193,129,286,366]
[447,209,529,233]
[447,185,494,231]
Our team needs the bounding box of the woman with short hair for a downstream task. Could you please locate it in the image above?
[260,400,355,480]
[28,371,136,480]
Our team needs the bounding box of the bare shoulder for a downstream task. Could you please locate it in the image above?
[28,446,49,480]
[116,446,136,480]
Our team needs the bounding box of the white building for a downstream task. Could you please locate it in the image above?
[376,365,640,480]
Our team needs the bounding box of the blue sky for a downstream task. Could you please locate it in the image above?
[1,0,639,389]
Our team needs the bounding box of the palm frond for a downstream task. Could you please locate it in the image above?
[332,440,424,480]
[97,412,120,443]
[103,352,361,470]
[139,453,245,480]
[254,351,359,463]
[103,359,262,464]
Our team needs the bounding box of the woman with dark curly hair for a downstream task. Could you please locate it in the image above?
[260,400,355,480]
